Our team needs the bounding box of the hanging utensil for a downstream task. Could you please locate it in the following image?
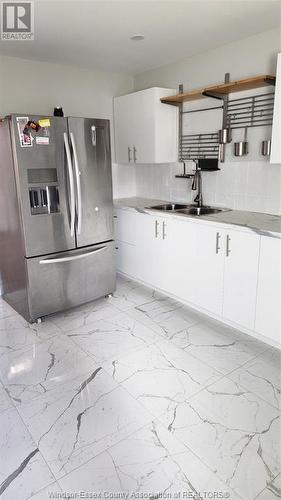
[234,127,248,157]
[218,128,232,144]
[261,139,271,157]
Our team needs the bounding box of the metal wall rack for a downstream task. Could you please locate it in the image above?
[163,73,276,167]
[226,92,274,129]
[180,133,219,160]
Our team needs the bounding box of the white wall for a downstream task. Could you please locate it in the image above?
[133,28,281,215]
[0,55,136,199]
[134,28,280,91]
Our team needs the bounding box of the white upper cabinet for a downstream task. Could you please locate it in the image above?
[114,87,178,164]
[271,53,281,164]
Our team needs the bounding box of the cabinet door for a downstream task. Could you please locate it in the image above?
[115,209,150,280]
[166,220,224,315]
[132,88,178,164]
[115,241,138,277]
[114,210,162,284]
[154,88,178,163]
[130,90,155,164]
[255,236,281,344]
[114,91,153,164]
[136,214,167,288]
[190,223,225,315]
[223,230,260,330]
[114,208,139,244]
[164,218,197,301]
[114,88,177,164]
[114,95,136,164]
[271,53,281,164]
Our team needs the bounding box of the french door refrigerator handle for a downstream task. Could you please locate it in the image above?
[63,132,75,237]
[70,132,82,235]
[39,246,106,264]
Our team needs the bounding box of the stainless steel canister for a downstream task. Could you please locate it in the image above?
[261,139,271,156]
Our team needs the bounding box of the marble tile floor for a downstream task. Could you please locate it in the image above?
[0,275,280,500]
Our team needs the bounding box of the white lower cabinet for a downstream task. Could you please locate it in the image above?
[255,236,281,343]
[222,230,260,330]
[114,208,280,346]
[166,220,224,316]
[114,209,139,245]
[187,223,225,316]
[163,219,195,302]
[168,223,261,327]
[114,210,167,286]
[114,208,144,278]
[115,241,137,277]
[137,214,168,289]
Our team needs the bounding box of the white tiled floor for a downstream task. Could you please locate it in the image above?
[0,275,280,500]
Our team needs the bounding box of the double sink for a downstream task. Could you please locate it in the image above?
[146,203,230,216]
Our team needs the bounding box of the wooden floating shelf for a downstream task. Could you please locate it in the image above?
[161,89,204,103]
[205,75,276,96]
[160,75,276,104]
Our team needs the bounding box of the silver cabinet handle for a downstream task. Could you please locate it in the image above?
[133,146,137,163]
[215,232,221,254]
[70,132,82,235]
[162,221,167,240]
[128,147,132,162]
[39,246,106,264]
[226,234,231,257]
[155,220,159,238]
[63,133,75,237]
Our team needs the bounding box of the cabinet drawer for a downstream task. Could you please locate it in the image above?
[27,242,116,320]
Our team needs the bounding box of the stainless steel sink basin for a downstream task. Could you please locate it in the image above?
[147,203,230,216]
[177,206,229,216]
[146,203,192,211]
[146,203,231,216]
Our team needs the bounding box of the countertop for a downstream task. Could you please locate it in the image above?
[114,197,281,238]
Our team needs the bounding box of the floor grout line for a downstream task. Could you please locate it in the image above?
[252,470,281,499]
[0,278,279,500]
[1,393,58,498]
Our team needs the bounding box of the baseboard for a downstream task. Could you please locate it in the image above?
[117,271,281,351]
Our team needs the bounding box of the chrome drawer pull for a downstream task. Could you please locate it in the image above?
[215,232,221,254]
[226,234,231,257]
[155,220,159,238]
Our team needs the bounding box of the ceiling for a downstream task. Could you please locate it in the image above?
[0,0,280,75]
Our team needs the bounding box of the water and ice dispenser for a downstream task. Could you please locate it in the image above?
[28,168,60,215]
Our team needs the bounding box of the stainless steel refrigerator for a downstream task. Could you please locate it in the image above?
[0,114,116,322]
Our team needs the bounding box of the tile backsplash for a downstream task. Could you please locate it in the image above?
[112,162,137,199]
[114,89,280,215]
[123,117,280,215]
[124,81,280,215]
[134,157,281,215]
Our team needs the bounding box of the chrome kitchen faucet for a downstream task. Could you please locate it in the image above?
[191,162,203,207]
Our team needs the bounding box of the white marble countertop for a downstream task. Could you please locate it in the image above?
[114,197,281,238]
